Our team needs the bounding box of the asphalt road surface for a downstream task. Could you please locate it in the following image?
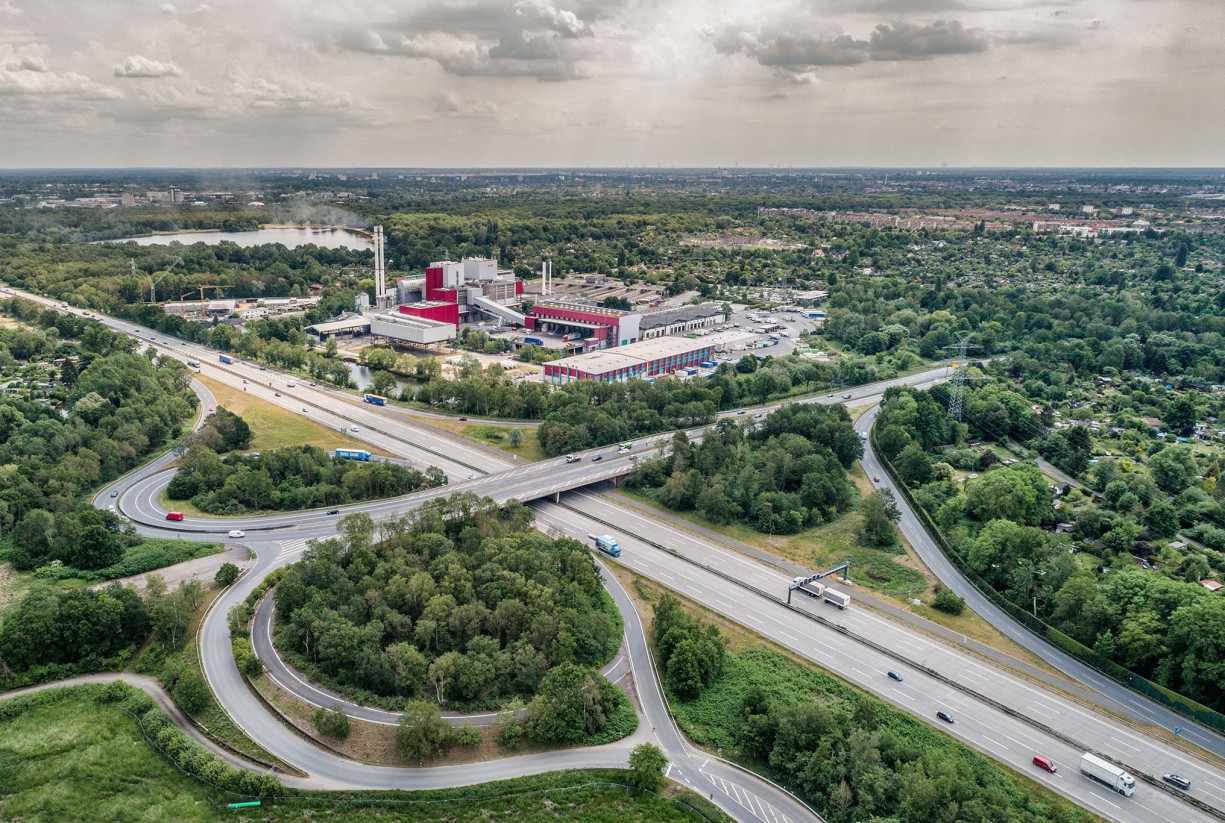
[11,286,1225,822]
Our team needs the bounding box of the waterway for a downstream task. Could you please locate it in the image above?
[98,226,373,251]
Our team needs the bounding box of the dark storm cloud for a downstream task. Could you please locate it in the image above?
[713,19,986,73]
[867,20,987,60]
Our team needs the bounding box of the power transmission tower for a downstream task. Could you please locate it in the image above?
[944,332,981,421]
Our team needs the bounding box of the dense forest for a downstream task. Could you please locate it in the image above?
[0,299,197,571]
[168,444,447,514]
[272,496,622,711]
[627,404,862,533]
[875,385,1225,713]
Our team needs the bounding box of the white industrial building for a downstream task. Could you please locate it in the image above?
[367,311,456,345]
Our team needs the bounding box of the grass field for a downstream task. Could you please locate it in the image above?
[200,377,377,454]
[0,687,727,823]
[463,423,545,461]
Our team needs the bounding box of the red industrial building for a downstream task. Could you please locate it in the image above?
[525,301,642,350]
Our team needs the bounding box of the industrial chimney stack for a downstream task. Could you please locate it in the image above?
[373,225,386,308]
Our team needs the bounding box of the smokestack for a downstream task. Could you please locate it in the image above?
[373,225,386,308]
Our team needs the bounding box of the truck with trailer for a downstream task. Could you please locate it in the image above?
[588,533,621,558]
[822,586,851,609]
[335,448,372,462]
[218,354,233,364]
[363,393,387,406]
[1079,753,1135,796]
[792,576,825,598]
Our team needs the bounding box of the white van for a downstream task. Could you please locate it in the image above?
[228,529,246,538]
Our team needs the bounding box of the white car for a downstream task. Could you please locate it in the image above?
[228,529,246,538]
[350,425,360,432]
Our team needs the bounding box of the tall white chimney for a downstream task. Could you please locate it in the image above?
[373,225,386,308]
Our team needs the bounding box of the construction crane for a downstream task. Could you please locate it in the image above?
[146,257,183,303]
[181,285,225,302]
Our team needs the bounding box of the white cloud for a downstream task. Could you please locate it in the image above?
[0,0,22,16]
[229,76,354,112]
[114,55,184,78]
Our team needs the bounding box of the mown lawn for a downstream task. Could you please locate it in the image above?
[200,377,377,454]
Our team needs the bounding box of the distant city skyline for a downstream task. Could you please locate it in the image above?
[1,0,1222,169]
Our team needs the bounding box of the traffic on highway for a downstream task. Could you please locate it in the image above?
[11,285,1225,823]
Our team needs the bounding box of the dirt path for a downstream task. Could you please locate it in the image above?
[99,546,251,594]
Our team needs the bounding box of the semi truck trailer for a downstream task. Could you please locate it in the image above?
[1079,753,1135,796]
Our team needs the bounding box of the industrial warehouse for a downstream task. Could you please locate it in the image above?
[542,337,716,385]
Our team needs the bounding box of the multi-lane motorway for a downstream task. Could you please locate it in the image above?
[9,286,1225,822]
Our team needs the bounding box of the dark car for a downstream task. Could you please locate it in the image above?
[459,416,468,421]
[109,490,118,498]
[936,711,955,723]
[326,509,340,516]
[887,671,903,682]
[1163,773,1191,790]
[591,454,603,461]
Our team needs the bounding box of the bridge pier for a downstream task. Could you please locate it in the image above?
[553,492,560,503]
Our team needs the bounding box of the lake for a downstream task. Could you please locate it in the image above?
[100,226,373,251]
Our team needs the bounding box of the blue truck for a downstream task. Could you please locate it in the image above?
[218,354,233,364]
[335,449,372,461]
[523,337,544,347]
[363,393,387,406]
[588,533,621,558]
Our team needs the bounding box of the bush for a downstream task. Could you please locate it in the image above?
[454,725,482,747]
[312,704,351,739]
[397,700,453,761]
[171,671,211,715]
[232,636,263,678]
[628,742,668,792]
[932,589,967,616]
[214,562,240,587]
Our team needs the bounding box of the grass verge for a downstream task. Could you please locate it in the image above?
[200,377,378,454]
[133,586,287,770]
[0,685,718,823]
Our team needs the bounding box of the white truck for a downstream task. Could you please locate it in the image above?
[823,586,851,609]
[1080,753,1135,796]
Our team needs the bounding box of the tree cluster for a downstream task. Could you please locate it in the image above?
[0,584,149,678]
[877,386,1225,712]
[732,670,1081,823]
[628,404,860,534]
[652,595,726,699]
[0,304,196,571]
[272,498,621,710]
[168,444,446,514]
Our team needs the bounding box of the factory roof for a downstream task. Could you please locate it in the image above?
[640,302,723,329]
[550,336,711,374]
[368,311,453,330]
[305,315,371,334]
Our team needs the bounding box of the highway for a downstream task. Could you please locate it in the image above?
[9,286,1225,821]
[856,405,1225,762]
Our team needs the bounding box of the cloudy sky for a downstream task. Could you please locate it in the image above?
[1,0,1221,168]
